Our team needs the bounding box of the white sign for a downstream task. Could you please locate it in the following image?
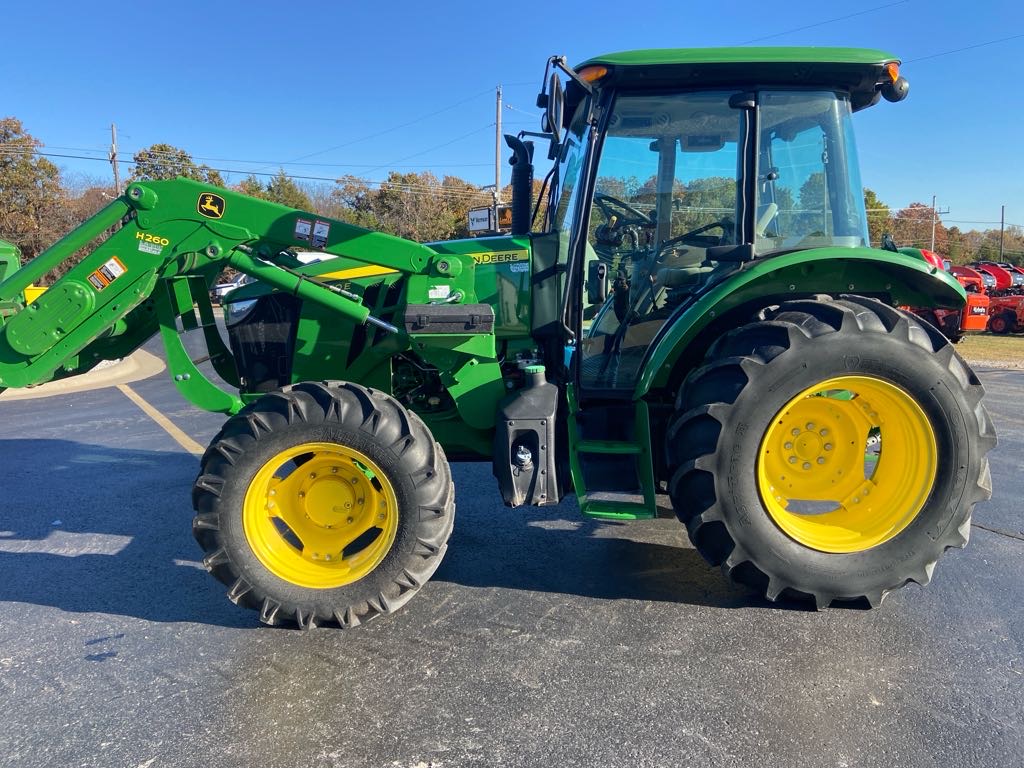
[468,206,493,233]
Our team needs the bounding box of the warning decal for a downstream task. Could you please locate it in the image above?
[294,218,313,242]
[88,256,127,292]
[312,220,331,249]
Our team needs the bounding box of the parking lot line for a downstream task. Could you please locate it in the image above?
[116,383,204,456]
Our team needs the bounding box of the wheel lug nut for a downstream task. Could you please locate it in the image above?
[298,491,305,498]
[309,472,317,479]
[824,443,833,451]
[817,457,825,464]
[820,428,828,436]
[346,516,354,524]
[378,513,386,521]
[331,467,338,474]
[351,478,358,485]
[269,489,276,496]
[802,462,812,470]
[788,456,797,464]
[806,422,815,430]
[791,428,800,436]
[784,441,793,450]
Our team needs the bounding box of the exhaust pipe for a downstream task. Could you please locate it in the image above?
[504,135,534,237]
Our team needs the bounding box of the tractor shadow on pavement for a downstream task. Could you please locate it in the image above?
[0,438,253,627]
[433,463,814,612]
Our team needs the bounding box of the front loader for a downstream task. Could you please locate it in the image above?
[0,47,994,627]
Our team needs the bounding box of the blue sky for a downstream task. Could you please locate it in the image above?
[4,0,1022,230]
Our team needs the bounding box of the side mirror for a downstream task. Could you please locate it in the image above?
[543,73,565,142]
[587,261,608,304]
[881,76,910,103]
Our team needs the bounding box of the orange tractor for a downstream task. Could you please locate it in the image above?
[901,249,989,341]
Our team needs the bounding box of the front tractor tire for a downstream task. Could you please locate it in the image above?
[192,382,454,629]
[666,296,995,609]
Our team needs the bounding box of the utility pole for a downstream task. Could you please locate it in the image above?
[999,204,1005,261]
[109,123,121,194]
[929,195,950,252]
[494,85,502,231]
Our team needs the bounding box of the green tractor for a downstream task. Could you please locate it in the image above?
[0,48,994,627]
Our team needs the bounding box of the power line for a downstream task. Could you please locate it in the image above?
[359,123,495,177]
[0,147,496,200]
[251,86,496,172]
[904,33,1024,63]
[740,0,910,44]
[0,143,493,171]
[75,144,490,170]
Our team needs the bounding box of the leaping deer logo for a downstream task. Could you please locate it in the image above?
[197,193,225,219]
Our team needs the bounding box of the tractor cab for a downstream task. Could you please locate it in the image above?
[531,48,908,396]
[503,48,931,521]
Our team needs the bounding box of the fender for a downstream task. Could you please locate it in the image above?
[636,247,966,398]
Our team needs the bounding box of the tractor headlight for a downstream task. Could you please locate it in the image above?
[225,298,258,326]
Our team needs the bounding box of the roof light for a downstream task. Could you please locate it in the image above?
[577,65,608,83]
[885,61,900,83]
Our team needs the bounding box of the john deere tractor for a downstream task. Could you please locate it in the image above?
[0,48,994,627]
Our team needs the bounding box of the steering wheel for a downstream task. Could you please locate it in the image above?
[593,193,655,227]
[654,219,734,259]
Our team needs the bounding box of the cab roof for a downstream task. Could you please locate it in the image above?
[576,47,900,110]
[580,46,898,68]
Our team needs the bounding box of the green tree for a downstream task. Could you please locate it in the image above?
[676,176,736,235]
[264,169,312,210]
[0,117,67,261]
[888,202,934,250]
[863,188,890,248]
[331,175,380,230]
[329,172,487,241]
[235,174,265,198]
[945,226,965,263]
[130,143,224,186]
[794,172,827,235]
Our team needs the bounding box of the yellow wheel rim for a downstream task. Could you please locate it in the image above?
[242,441,399,589]
[756,376,937,553]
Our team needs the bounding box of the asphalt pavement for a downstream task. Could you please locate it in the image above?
[0,336,1021,767]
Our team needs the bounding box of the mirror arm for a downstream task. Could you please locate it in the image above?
[550,56,595,95]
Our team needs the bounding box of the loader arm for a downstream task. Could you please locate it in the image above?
[0,178,457,411]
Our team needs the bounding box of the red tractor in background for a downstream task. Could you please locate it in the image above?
[973,262,1024,334]
[901,248,989,341]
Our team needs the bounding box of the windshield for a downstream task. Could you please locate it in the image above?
[579,90,742,390]
[550,98,592,261]
[754,90,869,253]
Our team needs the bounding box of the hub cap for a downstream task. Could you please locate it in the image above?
[243,441,398,588]
[757,376,937,553]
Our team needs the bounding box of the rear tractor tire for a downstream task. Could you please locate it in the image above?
[192,381,455,629]
[666,296,995,609]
